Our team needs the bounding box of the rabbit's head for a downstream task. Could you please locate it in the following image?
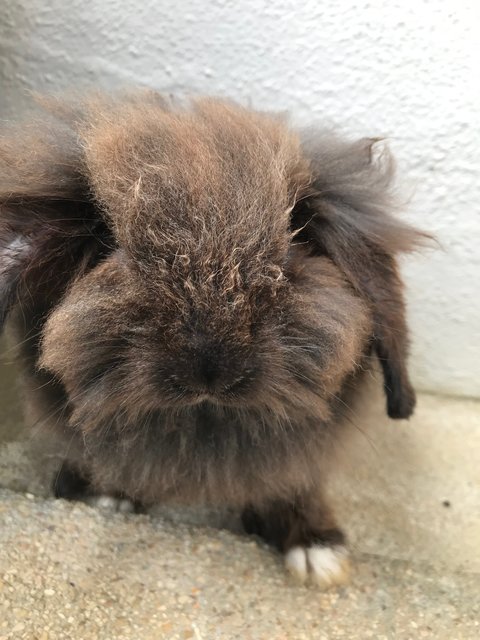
[0,93,423,435]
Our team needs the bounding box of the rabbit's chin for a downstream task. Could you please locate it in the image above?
[187,393,231,406]
[187,394,249,407]
[164,391,260,411]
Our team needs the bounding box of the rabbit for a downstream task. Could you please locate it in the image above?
[0,92,424,588]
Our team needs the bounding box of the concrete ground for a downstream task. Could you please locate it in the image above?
[0,349,479,639]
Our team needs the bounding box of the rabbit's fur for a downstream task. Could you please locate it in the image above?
[0,92,423,586]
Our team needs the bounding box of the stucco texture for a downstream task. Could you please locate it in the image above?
[0,0,479,397]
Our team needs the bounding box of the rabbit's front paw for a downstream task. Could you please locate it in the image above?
[88,495,136,514]
[284,545,350,588]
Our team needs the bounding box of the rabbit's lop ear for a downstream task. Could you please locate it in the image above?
[0,114,107,330]
[293,135,426,419]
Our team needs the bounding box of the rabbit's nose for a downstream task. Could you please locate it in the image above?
[189,346,250,395]
[199,352,221,389]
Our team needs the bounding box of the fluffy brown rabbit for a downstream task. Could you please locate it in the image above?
[0,92,423,587]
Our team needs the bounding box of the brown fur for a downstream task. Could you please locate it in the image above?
[0,92,424,567]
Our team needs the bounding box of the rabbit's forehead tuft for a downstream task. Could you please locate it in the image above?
[82,98,311,267]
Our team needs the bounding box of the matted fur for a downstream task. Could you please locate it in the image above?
[0,92,424,562]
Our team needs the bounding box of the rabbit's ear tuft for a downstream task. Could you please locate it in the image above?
[0,108,109,331]
[293,134,429,419]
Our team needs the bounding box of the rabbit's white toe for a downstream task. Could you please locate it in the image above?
[285,545,350,588]
[88,495,135,513]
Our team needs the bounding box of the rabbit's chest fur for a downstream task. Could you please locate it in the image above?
[79,399,346,507]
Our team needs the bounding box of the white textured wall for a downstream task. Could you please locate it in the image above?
[1,0,479,398]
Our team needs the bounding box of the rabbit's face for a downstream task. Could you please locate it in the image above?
[36,99,313,419]
[40,224,371,431]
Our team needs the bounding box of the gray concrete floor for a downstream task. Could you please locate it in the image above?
[0,349,479,639]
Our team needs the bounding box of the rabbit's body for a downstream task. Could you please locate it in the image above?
[0,93,422,587]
